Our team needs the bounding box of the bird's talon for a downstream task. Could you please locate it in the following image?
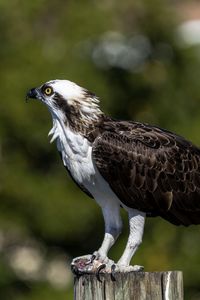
[111,264,116,281]
[84,254,96,265]
[90,254,96,263]
[96,264,106,282]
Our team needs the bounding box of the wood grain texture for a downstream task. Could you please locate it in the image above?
[74,271,183,300]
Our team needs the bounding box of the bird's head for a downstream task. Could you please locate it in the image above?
[26,79,103,130]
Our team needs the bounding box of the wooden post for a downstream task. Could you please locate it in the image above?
[74,271,183,300]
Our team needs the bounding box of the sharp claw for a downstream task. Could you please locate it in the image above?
[91,254,96,263]
[96,264,106,282]
[85,254,96,265]
[111,264,116,281]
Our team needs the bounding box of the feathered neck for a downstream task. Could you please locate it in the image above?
[48,107,105,144]
[63,91,103,131]
[49,89,103,133]
[48,117,61,144]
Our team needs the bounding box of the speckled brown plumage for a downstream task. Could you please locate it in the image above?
[53,92,104,137]
[49,88,200,226]
[91,119,200,226]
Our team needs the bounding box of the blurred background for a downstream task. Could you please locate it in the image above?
[1,0,200,299]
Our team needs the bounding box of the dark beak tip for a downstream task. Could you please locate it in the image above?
[26,88,37,102]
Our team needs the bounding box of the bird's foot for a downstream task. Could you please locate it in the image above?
[71,253,114,281]
[111,264,144,273]
[110,264,144,280]
[71,254,144,281]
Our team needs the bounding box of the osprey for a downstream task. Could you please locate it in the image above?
[27,79,200,277]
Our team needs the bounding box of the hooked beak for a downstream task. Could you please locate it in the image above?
[26,88,41,102]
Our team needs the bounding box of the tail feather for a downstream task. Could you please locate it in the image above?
[161,209,200,226]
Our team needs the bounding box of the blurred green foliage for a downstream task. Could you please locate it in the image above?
[1,0,200,299]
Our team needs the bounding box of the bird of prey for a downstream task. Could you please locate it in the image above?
[27,79,200,277]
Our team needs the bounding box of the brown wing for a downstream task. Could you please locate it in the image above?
[92,121,200,226]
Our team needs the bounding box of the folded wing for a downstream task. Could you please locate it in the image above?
[92,122,200,226]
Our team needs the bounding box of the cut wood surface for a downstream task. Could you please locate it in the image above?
[74,271,183,300]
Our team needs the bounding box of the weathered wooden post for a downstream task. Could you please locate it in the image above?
[74,271,183,300]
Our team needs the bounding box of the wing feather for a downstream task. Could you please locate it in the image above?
[92,121,200,225]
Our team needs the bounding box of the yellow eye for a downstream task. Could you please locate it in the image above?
[44,87,53,96]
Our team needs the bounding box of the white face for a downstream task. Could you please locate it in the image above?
[43,80,84,102]
[27,79,102,123]
[36,79,85,108]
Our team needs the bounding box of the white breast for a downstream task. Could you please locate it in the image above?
[49,118,121,208]
[56,124,95,184]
